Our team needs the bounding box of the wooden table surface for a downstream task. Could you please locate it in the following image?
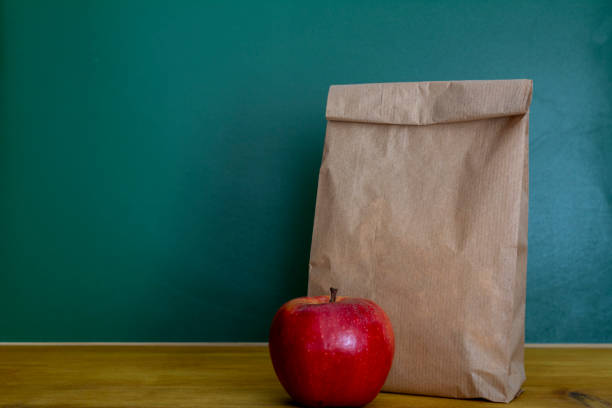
[1,345,611,407]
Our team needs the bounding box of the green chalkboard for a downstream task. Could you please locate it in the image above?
[1,0,610,342]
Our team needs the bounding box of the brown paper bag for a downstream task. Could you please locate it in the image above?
[308,80,532,402]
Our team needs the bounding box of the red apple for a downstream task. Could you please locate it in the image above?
[269,288,395,407]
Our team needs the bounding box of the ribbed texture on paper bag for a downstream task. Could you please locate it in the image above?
[308,79,532,402]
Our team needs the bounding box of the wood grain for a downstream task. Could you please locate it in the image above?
[0,346,610,407]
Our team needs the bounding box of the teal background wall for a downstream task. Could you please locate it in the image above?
[1,0,611,342]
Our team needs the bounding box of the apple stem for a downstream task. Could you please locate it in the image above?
[329,287,338,303]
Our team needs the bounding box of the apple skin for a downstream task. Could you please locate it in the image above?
[269,290,394,407]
